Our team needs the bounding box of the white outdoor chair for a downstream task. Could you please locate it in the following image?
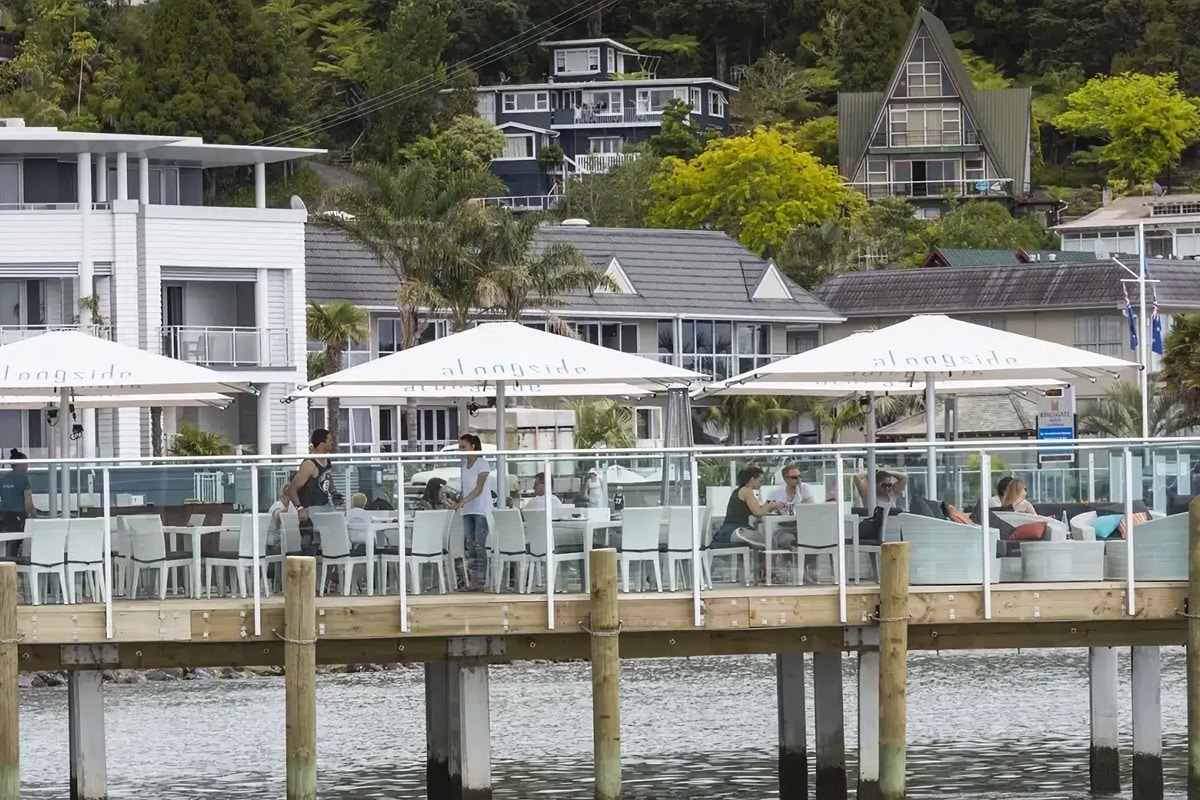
[125,514,191,600]
[204,514,272,599]
[265,511,304,591]
[218,513,242,551]
[66,518,108,603]
[765,504,841,586]
[707,486,733,529]
[617,507,663,592]
[524,514,587,593]
[662,506,710,591]
[188,513,207,527]
[16,519,70,605]
[488,509,531,593]
[311,512,372,596]
[446,513,468,589]
[385,509,450,595]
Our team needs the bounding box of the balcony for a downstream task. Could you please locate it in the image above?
[159,326,290,368]
[0,325,111,346]
[552,106,669,127]
[848,177,1014,201]
[478,195,560,212]
[0,202,113,212]
[869,130,981,151]
[639,352,793,383]
[574,152,640,174]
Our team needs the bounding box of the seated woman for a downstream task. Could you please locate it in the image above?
[1001,478,1038,515]
[711,467,791,550]
[415,477,452,511]
[853,468,908,511]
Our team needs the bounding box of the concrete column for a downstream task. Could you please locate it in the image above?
[425,662,451,800]
[115,153,128,201]
[76,153,94,308]
[446,660,462,798]
[858,650,881,800]
[137,156,150,205]
[813,651,846,800]
[457,659,491,800]
[1090,646,1121,794]
[94,154,107,203]
[1132,646,1163,800]
[68,670,107,800]
[254,162,267,209]
[257,385,272,458]
[776,653,807,800]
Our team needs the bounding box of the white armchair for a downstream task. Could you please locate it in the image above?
[1101,513,1189,581]
[897,514,1002,585]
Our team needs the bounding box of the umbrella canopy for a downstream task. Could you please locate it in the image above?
[290,380,656,403]
[695,376,1067,399]
[304,322,703,390]
[0,393,234,409]
[0,331,254,396]
[746,315,1138,383]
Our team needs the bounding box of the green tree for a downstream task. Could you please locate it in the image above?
[731,51,828,128]
[927,201,1056,251]
[476,210,611,323]
[1077,382,1190,438]
[1054,71,1200,182]
[404,114,505,176]
[305,300,369,442]
[556,150,662,228]
[170,422,234,457]
[647,127,866,256]
[571,400,634,449]
[646,99,717,161]
[831,0,914,92]
[122,0,309,143]
[707,396,794,445]
[1160,312,1200,424]
[789,115,838,165]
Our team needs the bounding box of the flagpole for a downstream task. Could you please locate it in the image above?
[1137,222,1150,440]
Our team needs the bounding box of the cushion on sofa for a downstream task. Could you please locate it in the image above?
[1092,515,1123,539]
[1117,511,1149,538]
[1009,521,1048,541]
[909,495,946,520]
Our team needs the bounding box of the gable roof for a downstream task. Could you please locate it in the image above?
[876,394,1037,440]
[598,256,637,294]
[306,223,843,323]
[921,247,1097,268]
[837,8,1031,189]
[751,261,793,300]
[815,258,1200,316]
[497,121,558,136]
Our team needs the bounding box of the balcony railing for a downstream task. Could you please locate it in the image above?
[0,325,112,345]
[639,352,794,383]
[0,202,113,212]
[478,195,560,212]
[552,105,671,127]
[574,152,640,174]
[160,326,291,368]
[848,177,1014,201]
[872,130,980,149]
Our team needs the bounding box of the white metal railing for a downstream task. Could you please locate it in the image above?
[159,326,290,367]
[552,105,671,126]
[0,324,112,345]
[877,130,981,148]
[847,177,1014,200]
[191,471,224,503]
[478,195,559,211]
[0,202,113,212]
[575,152,640,174]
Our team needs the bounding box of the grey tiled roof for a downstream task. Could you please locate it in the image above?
[877,394,1037,439]
[815,259,1200,316]
[306,222,842,322]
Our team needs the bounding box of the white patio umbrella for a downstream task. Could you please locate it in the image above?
[290,380,656,403]
[727,315,1138,499]
[0,393,234,409]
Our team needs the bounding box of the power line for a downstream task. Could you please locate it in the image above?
[257,0,619,148]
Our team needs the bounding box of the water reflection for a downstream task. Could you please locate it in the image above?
[19,648,1189,799]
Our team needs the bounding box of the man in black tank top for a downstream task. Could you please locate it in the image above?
[283,428,338,553]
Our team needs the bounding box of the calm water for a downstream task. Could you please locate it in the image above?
[17,648,1189,799]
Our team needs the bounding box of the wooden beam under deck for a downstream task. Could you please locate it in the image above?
[11,583,1189,671]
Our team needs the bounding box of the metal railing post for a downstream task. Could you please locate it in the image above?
[980,451,993,620]
[835,455,847,624]
[102,467,113,639]
[690,452,703,627]
[1124,447,1136,616]
[251,464,261,636]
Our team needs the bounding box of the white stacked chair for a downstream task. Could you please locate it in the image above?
[763,504,842,586]
[16,519,70,605]
[617,507,664,592]
[65,518,107,603]
[386,509,451,595]
[488,509,531,593]
[524,514,587,593]
[662,506,711,591]
[265,511,304,592]
[204,514,272,598]
[124,514,191,599]
[311,511,372,596]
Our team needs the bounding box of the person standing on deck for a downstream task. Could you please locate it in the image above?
[283,429,340,553]
[0,449,33,558]
[451,433,492,591]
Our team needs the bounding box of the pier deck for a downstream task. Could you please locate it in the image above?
[14,582,1189,671]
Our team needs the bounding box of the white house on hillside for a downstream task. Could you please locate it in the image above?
[0,118,323,458]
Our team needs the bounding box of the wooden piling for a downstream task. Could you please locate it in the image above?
[775,653,807,800]
[0,562,16,800]
[857,650,881,800]
[878,541,909,800]
[1131,646,1163,800]
[457,660,492,800]
[590,547,621,800]
[284,556,317,800]
[68,670,107,800]
[425,662,451,800]
[1188,496,1200,800]
[813,651,847,800]
[1090,646,1120,794]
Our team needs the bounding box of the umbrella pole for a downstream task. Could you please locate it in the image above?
[60,388,72,519]
[865,392,877,513]
[494,383,507,509]
[46,409,58,519]
[924,374,936,501]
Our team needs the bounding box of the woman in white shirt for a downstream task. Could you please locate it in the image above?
[450,434,492,591]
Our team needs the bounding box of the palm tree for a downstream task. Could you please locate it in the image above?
[572,400,634,449]
[707,396,795,445]
[305,300,368,442]
[477,210,613,326]
[1160,312,1200,425]
[1078,382,1191,438]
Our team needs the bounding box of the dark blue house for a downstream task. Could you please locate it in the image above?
[475,38,735,208]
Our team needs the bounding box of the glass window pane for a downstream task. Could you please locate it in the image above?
[657,321,673,354]
[621,324,638,353]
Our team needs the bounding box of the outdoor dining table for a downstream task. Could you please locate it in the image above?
[161,525,237,600]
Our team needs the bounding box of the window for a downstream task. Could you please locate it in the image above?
[0,162,19,206]
[1074,315,1125,358]
[308,406,374,453]
[786,330,818,354]
[554,47,600,75]
[888,106,961,147]
[499,134,535,160]
[378,318,448,354]
[148,166,180,205]
[581,89,621,114]
[569,321,638,353]
[501,91,549,113]
[659,319,774,380]
[588,136,622,154]
[904,61,944,98]
[308,334,369,367]
[708,90,726,117]
[689,87,702,111]
[866,158,888,188]
[636,87,686,114]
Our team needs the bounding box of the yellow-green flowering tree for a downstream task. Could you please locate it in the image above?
[646,127,865,255]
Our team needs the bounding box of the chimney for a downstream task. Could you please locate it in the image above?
[1048,253,1056,262]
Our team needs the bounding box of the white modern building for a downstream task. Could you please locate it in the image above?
[0,118,323,458]
[1055,192,1200,258]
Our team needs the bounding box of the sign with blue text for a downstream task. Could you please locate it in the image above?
[1037,387,1076,464]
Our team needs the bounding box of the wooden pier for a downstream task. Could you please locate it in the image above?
[4,502,1200,799]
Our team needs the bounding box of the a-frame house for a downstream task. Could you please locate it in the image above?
[837,8,1032,215]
